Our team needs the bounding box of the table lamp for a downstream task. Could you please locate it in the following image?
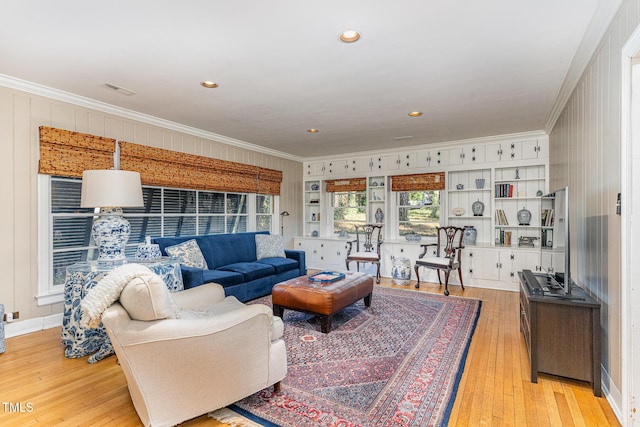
[81,170,144,261]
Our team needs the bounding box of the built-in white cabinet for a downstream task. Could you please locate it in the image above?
[299,134,549,292]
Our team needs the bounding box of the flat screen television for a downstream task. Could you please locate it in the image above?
[539,186,571,294]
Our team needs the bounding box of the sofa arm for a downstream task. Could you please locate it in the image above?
[285,249,307,275]
[172,283,226,309]
[180,266,205,289]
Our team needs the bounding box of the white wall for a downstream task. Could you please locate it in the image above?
[548,0,640,412]
[0,84,303,326]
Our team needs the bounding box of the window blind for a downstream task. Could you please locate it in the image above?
[325,177,366,192]
[391,172,445,191]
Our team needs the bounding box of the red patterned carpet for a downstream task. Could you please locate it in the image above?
[234,286,481,427]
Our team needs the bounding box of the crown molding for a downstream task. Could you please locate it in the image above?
[545,0,624,133]
[0,74,304,163]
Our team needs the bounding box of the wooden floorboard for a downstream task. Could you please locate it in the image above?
[0,276,620,426]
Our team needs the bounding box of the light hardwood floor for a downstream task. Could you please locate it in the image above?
[0,278,620,426]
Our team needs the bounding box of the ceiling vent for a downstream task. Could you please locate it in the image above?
[101,82,136,96]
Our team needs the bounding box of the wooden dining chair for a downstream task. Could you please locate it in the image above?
[414,226,466,296]
[345,224,383,283]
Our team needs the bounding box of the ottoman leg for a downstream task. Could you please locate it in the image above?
[320,315,333,333]
[364,292,372,307]
[272,304,284,318]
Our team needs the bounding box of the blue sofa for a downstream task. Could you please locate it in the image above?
[152,231,306,302]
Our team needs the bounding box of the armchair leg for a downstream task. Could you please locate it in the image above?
[458,268,465,291]
[375,262,381,284]
[436,270,443,286]
[414,265,421,288]
[443,271,451,296]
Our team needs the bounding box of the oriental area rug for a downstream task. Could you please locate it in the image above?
[212,286,481,427]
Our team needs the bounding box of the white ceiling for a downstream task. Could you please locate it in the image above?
[0,1,616,159]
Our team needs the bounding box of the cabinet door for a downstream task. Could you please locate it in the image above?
[448,148,465,165]
[305,162,325,177]
[374,154,401,171]
[434,149,450,167]
[326,160,349,176]
[507,142,523,161]
[521,140,546,160]
[318,240,349,271]
[407,150,431,169]
[485,143,503,163]
[509,250,540,282]
[468,146,485,163]
[295,239,319,268]
[349,157,373,174]
[472,248,501,281]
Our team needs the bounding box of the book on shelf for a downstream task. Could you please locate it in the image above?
[495,229,513,245]
[495,209,509,225]
[541,209,554,226]
[495,183,514,198]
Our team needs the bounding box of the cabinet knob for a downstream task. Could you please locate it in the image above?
[510,254,515,260]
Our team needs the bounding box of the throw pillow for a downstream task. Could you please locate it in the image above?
[255,234,285,260]
[119,273,178,321]
[165,239,208,269]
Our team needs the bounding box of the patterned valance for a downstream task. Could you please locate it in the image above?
[38,127,115,177]
[38,126,283,195]
[325,178,366,192]
[391,172,445,191]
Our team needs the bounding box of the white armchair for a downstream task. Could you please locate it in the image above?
[101,282,287,427]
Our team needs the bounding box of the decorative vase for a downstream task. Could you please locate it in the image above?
[392,257,411,285]
[92,207,131,261]
[475,178,485,189]
[375,207,384,223]
[463,226,477,245]
[471,199,485,216]
[517,207,532,225]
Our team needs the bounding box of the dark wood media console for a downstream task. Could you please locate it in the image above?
[518,272,601,396]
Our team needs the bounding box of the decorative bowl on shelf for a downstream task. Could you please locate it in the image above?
[310,183,319,191]
[311,230,319,237]
[452,207,465,216]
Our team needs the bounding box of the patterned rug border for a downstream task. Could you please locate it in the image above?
[228,285,483,427]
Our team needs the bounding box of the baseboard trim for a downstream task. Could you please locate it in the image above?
[601,365,623,424]
[5,313,63,339]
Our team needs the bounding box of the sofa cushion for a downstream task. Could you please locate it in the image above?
[219,262,276,282]
[165,239,208,269]
[120,275,178,321]
[254,257,299,274]
[201,269,244,288]
[255,234,285,260]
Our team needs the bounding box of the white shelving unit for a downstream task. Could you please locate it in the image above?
[447,169,492,243]
[493,165,546,247]
[368,176,386,225]
[304,180,322,237]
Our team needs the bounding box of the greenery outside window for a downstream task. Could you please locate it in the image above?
[49,177,272,286]
[332,191,366,234]
[398,191,440,237]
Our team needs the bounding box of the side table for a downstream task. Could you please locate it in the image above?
[61,257,183,363]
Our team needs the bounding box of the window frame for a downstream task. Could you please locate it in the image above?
[37,175,275,305]
[331,190,367,235]
[396,189,441,238]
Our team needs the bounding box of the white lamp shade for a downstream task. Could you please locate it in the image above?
[81,170,144,208]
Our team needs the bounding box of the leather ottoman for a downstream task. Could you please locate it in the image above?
[272,272,374,333]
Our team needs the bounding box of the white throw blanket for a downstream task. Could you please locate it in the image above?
[80,263,155,328]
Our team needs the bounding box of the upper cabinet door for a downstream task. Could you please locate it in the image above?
[326,160,349,176]
[306,161,325,176]
[374,154,401,171]
[434,149,450,167]
[349,157,373,173]
[521,140,546,159]
[468,146,485,163]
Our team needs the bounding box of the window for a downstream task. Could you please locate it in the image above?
[397,190,440,237]
[332,191,366,234]
[45,177,273,288]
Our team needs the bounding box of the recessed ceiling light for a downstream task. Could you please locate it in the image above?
[408,111,423,117]
[339,29,361,43]
[201,81,219,88]
[307,129,320,133]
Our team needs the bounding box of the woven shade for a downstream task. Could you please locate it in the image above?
[391,172,445,191]
[325,178,366,192]
[119,141,283,195]
[38,126,283,195]
[38,126,115,177]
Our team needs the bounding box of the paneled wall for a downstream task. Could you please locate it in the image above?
[548,0,640,408]
[0,84,303,324]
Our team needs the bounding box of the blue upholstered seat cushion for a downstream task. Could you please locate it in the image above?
[201,269,244,287]
[254,257,298,274]
[218,262,276,282]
